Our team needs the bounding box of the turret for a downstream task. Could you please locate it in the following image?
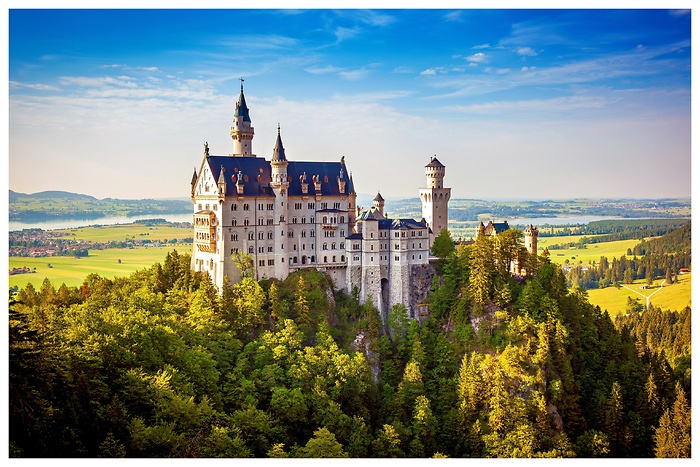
[524,224,539,255]
[230,81,255,156]
[190,167,197,198]
[373,192,385,217]
[425,155,446,188]
[217,166,226,198]
[270,125,289,189]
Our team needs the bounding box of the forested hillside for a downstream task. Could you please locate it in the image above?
[9,229,691,457]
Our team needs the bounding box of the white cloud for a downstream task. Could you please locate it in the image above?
[517,47,538,56]
[338,68,371,80]
[420,69,437,76]
[9,81,60,91]
[472,44,490,50]
[466,52,487,63]
[444,11,463,22]
[305,65,343,75]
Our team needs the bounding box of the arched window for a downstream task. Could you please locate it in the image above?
[324,256,328,263]
[340,216,345,223]
[341,255,345,262]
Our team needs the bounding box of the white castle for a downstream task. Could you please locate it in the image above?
[190,84,449,319]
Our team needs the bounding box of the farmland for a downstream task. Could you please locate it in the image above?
[9,244,192,289]
[586,273,692,316]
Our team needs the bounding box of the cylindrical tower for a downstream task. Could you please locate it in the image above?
[230,82,255,156]
[524,225,539,255]
[425,155,445,188]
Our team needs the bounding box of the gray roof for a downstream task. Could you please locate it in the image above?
[271,126,287,162]
[379,218,427,230]
[425,156,445,168]
[374,192,384,202]
[234,85,251,123]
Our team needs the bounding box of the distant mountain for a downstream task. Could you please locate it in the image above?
[9,190,97,202]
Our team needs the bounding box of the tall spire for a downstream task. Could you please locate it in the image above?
[230,78,255,156]
[271,123,287,162]
[234,79,251,123]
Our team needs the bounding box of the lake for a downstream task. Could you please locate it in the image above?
[9,213,193,231]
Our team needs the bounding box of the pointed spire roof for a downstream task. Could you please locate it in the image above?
[234,81,251,122]
[191,167,197,186]
[217,166,226,184]
[374,192,384,202]
[271,124,287,162]
[426,155,444,168]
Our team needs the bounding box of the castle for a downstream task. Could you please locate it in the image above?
[190,84,535,319]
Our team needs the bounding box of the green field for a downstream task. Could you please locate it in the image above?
[9,244,192,289]
[538,236,640,266]
[54,223,192,243]
[586,273,692,316]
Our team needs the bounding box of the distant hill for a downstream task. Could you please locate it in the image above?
[9,190,97,202]
[8,190,191,221]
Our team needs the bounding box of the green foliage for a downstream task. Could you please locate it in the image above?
[431,228,455,259]
[8,236,691,458]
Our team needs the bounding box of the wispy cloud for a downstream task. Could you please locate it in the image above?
[9,81,60,91]
[516,47,538,57]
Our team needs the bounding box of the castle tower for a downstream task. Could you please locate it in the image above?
[230,81,255,156]
[373,192,385,218]
[524,224,539,255]
[270,125,290,280]
[419,155,451,246]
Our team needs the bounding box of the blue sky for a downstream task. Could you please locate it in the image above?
[8,6,692,200]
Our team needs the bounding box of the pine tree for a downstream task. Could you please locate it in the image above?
[468,224,494,314]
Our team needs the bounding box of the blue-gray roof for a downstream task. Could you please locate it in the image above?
[204,155,355,198]
[234,87,251,123]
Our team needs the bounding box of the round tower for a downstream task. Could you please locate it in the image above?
[419,155,451,246]
[425,155,446,188]
[230,81,255,156]
[524,225,539,255]
[373,192,385,217]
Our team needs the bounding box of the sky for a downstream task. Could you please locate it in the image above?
[7,4,693,201]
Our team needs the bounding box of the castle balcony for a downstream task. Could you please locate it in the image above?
[322,223,338,230]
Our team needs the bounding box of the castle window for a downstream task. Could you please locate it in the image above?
[341,255,345,262]
[310,230,315,237]
[267,218,273,225]
[412,255,415,260]
[401,232,406,237]
[280,216,285,222]
[370,233,374,238]
[205,204,210,210]
[288,231,294,238]
[282,258,285,263]
[258,218,264,226]
[268,246,273,252]
[311,255,315,263]
[333,256,336,262]
[295,203,302,209]
[268,232,274,239]
[311,217,315,223]
[308,203,314,209]
[248,232,254,240]
[302,244,306,250]
[233,219,237,226]
[412,243,415,249]
[323,243,328,250]
[301,230,307,238]
[340,216,345,223]
[232,204,237,211]
[412,231,416,237]
[395,244,399,250]
[419,231,423,236]
[323,216,328,223]
[321,203,327,209]
[371,256,374,262]
[198,204,202,210]
[332,242,336,250]
[302,218,306,224]
[244,218,250,226]
[395,232,399,238]
[267,203,274,210]
[419,254,422,259]
[340,242,344,249]
[353,243,360,250]
[293,245,297,251]
[292,217,297,224]
[259,247,264,253]
[340,230,344,237]
[259,260,265,266]
[354,256,359,261]
[249,246,254,253]
[232,234,238,241]
[258,232,264,240]
[268,259,274,266]
[324,256,327,263]
[370,245,373,251]
[419,243,422,248]
[244,204,250,211]
[395,256,399,261]
[213,204,218,211]
[334,202,340,209]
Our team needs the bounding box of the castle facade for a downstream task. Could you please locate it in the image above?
[190,85,447,319]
